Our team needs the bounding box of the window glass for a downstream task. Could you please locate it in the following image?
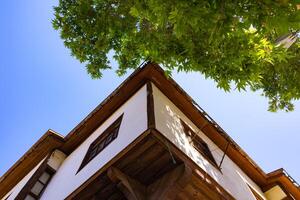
[78,114,123,172]
[180,119,218,167]
[105,134,114,145]
[25,195,36,200]
[88,148,98,160]
[39,172,50,184]
[97,142,105,152]
[30,181,44,196]
[16,165,53,199]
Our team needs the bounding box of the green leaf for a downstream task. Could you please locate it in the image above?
[129,6,139,17]
[53,0,300,112]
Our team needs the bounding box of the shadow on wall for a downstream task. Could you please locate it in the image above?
[158,104,261,200]
[162,104,221,181]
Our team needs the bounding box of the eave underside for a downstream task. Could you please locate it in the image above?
[67,129,234,200]
[1,63,299,199]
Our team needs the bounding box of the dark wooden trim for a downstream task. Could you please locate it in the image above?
[107,163,192,200]
[247,184,264,200]
[27,167,55,199]
[65,129,152,200]
[264,170,300,199]
[15,154,53,200]
[3,62,299,199]
[146,163,192,200]
[0,130,64,199]
[146,82,155,129]
[62,74,149,154]
[150,129,235,200]
[180,119,220,171]
[107,167,147,200]
[77,114,124,173]
[66,128,235,200]
[147,68,269,185]
[265,183,295,200]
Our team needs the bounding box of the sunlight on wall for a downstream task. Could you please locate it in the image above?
[152,83,266,200]
[164,104,220,179]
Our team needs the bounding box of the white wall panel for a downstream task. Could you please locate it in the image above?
[2,158,45,200]
[41,85,147,200]
[152,83,266,200]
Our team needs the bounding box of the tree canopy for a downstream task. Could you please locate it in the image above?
[53,0,300,111]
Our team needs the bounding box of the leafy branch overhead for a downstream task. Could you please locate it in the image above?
[53,0,300,111]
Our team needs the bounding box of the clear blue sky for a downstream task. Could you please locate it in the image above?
[0,0,299,184]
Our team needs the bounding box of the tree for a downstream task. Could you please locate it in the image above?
[53,0,300,111]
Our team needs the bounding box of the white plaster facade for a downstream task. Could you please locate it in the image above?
[152,83,267,200]
[40,85,148,200]
[1,159,45,200]
[2,79,296,200]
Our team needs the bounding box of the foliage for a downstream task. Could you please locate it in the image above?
[53,0,300,111]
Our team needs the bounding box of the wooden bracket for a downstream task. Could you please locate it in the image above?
[147,163,192,200]
[107,167,146,200]
[107,163,192,200]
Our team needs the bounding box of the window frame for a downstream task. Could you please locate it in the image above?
[180,119,219,169]
[15,157,55,200]
[25,167,55,200]
[77,114,124,172]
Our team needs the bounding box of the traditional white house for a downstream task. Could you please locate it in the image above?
[0,63,299,200]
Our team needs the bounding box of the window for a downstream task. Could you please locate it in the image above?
[78,114,123,171]
[180,119,218,167]
[24,167,54,200]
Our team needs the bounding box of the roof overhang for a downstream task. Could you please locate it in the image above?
[0,130,64,197]
[66,128,235,200]
[1,62,299,198]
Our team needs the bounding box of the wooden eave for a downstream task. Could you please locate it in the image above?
[264,169,300,199]
[0,62,299,199]
[66,129,235,200]
[0,130,65,198]
[61,65,151,154]
[143,63,299,197]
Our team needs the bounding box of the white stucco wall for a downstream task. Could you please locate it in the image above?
[2,158,45,200]
[47,150,66,171]
[152,83,266,200]
[40,85,148,200]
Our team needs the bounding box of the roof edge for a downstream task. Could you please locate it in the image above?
[1,62,298,198]
[0,129,65,198]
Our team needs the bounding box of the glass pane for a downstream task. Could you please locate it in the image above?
[112,128,119,138]
[105,134,113,145]
[39,172,50,184]
[31,181,44,196]
[97,142,105,153]
[93,139,103,146]
[25,195,36,200]
[89,148,97,158]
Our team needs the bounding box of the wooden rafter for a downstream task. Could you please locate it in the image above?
[107,167,146,200]
[107,163,192,200]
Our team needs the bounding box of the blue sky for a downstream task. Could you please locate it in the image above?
[0,0,299,184]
